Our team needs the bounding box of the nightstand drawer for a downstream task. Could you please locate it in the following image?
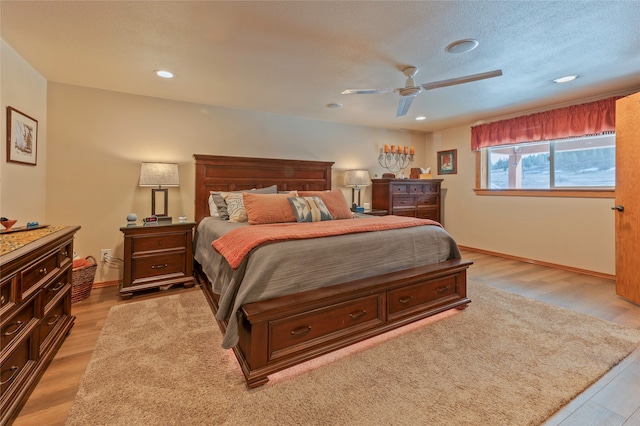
[132,233,187,253]
[132,253,187,280]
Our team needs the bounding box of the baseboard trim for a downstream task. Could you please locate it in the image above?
[458,245,616,281]
[92,280,120,289]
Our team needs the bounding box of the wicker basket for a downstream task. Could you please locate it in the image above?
[71,256,97,303]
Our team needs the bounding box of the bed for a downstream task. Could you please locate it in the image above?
[193,154,472,388]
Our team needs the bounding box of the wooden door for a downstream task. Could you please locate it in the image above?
[615,92,640,304]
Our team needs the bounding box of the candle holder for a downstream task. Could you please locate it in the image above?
[378,145,414,174]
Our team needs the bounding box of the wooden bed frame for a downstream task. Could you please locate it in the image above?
[193,154,472,388]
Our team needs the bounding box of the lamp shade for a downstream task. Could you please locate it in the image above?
[139,162,180,187]
[343,170,371,188]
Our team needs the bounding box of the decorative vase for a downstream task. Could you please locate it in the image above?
[1,219,18,231]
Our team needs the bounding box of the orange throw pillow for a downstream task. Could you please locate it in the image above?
[298,189,354,220]
[243,192,298,225]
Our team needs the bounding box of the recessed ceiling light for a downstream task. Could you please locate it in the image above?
[326,103,343,109]
[553,75,578,83]
[415,116,426,121]
[155,70,174,79]
[445,39,479,54]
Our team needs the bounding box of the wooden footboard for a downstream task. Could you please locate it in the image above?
[196,258,472,388]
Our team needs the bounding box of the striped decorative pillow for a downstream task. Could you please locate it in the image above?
[288,196,334,223]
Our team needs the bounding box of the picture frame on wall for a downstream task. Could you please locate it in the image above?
[6,106,38,166]
[437,149,457,175]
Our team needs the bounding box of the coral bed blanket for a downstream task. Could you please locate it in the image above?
[213,216,441,269]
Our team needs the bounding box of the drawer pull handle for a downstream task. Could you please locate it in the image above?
[0,295,5,305]
[40,267,48,275]
[0,366,19,385]
[52,282,65,292]
[290,326,312,336]
[399,296,413,304]
[47,315,61,326]
[349,310,367,320]
[437,285,450,294]
[151,264,168,270]
[62,250,68,257]
[3,320,25,336]
[158,241,163,246]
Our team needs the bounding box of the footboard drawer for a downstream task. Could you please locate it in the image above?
[268,294,383,360]
[387,275,461,320]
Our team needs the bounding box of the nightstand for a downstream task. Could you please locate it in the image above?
[119,221,196,299]
[363,209,387,216]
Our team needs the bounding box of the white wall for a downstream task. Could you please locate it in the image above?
[429,125,615,275]
[0,39,48,223]
[2,35,616,281]
[46,82,427,283]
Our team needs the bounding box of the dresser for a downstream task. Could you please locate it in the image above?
[120,222,196,299]
[1,226,79,425]
[372,178,443,223]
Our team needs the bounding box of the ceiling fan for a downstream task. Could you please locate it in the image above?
[341,66,503,117]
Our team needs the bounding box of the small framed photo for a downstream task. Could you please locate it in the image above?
[437,149,457,175]
[6,106,38,166]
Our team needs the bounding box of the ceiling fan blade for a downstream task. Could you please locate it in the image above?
[396,95,415,117]
[421,69,503,91]
[341,88,397,95]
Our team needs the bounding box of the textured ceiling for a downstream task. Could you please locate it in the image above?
[2,1,639,132]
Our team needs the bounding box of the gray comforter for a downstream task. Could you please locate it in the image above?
[194,215,461,349]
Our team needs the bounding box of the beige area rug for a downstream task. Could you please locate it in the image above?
[65,282,640,426]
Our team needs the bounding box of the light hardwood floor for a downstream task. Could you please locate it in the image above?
[11,249,640,426]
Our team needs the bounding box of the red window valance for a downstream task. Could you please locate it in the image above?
[471,96,619,151]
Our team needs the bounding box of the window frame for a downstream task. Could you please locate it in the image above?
[474,141,615,199]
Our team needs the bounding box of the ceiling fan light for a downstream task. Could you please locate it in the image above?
[445,39,479,54]
[416,116,426,121]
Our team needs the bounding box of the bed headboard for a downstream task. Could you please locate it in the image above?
[194,154,334,223]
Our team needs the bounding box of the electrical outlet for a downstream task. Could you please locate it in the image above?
[100,249,111,262]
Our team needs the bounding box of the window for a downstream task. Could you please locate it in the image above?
[487,134,615,189]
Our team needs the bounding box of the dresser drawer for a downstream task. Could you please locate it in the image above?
[132,233,187,253]
[21,253,58,297]
[1,297,37,351]
[268,294,383,360]
[1,275,16,316]
[132,253,187,280]
[423,184,440,194]
[417,208,439,221]
[416,195,438,207]
[387,275,459,320]
[391,184,409,194]
[0,333,36,398]
[40,295,69,352]
[42,272,70,310]
[58,242,73,267]
[409,184,424,194]
[392,195,415,208]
